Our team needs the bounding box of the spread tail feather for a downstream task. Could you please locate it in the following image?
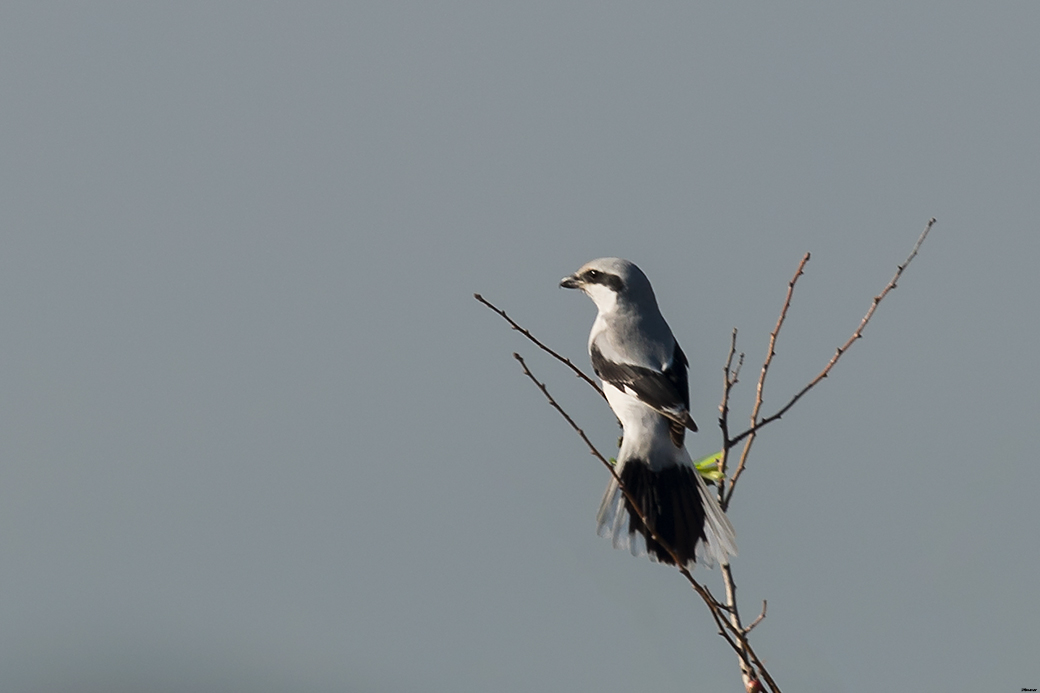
[596,461,736,568]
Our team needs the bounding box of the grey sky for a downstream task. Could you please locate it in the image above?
[1,2,1038,691]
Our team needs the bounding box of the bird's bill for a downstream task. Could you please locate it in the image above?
[559,274,581,289]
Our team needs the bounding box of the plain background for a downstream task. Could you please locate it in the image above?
[1,2,1038,691]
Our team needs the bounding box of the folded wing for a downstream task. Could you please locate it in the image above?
[591,340,698,446]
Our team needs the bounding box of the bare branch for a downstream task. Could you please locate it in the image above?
[721,562,776,691]
[731,351,745,385]
[485,220,936,693]
[745,600,768,634]
[748,646,780,693]
[726,218,937,502]
[717,329,743,502]
[756,253,812,416]
[721,561,753,685]
[512,352,615,477]
[724,252,810,508]
[475,294,605,399]
[513,352,780,692]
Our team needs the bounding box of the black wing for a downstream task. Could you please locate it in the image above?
[591,341,697,446]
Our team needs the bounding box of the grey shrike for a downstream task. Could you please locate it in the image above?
[561,258,736,568]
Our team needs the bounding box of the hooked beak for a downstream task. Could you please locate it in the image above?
[559,274,581,289]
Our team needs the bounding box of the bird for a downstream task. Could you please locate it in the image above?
[560,257,736,568]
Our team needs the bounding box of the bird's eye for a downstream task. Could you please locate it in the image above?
[586,269,600,279]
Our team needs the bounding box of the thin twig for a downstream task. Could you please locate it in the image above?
[717,329,743,502]
[475,294,605,399]
[727,218,936,451]
[513,352,780,692]
[745,600,768,634]
[724,253,810,508]
[748,644,780,693]
[721,549,775,691]
[721,562,753,686]
[731,352,745,385]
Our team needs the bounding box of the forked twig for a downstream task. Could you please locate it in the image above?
[746,600,768,634]
[727,218,936,452]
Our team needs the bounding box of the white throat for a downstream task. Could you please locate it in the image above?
[582,283,619,314]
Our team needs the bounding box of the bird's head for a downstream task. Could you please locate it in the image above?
[559,257,656,313]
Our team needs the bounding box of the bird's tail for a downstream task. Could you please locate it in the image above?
[596,461,736,568]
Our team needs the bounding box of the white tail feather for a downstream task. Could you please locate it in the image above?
[694,470,737,567]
